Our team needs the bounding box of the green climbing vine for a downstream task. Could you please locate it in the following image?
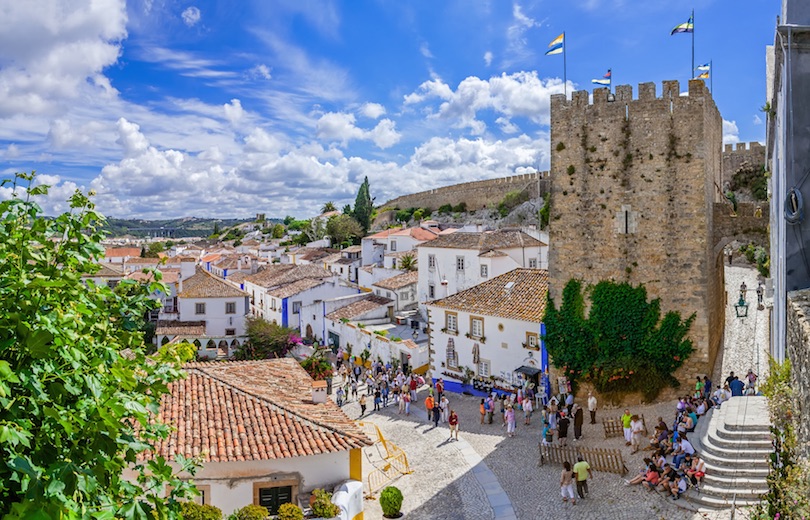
[544,280,695,401]
[752,357,810,520]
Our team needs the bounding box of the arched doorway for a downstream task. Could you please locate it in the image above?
[217,340,228,358]
[305,324,313,339]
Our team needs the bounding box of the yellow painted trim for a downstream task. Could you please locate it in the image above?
[352,512,364,520]
[349,448,362,481]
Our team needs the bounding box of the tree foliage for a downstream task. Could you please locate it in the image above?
[398,253,417,271]
[0,173,197,519]
[235,316,301,360]
[353,176,373,233]
[270,223,286,239]
[326,214,363,246]
[321,201,337,214]
[544,279,694,401]
[300,347,333,381]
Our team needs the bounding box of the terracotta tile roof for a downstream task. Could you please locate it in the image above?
[336,258,356,265]
[417,230,543,251]
[124,258,163,266]
[155,320,206,336]
[178,270,248,298]
[87,263,124,277]
[127,268,180,284]
[321,253,343,264]
[384,250,417,258]
[429,268,548,322]
[245,264,333,289]
[105,247,141,258]
[342,245,362,253]
[326,295,392,321]
[478,250,508,258]
[391,227,439,241]
[298,248,336,262]
[214,255,252,270]
[175,256,199,262]
[373,271,418,291]
[267,278,327,299]
[149,359,371,463]
[200,253,221,263]
[227,271,249,283]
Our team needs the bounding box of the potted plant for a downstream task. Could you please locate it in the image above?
[310,488,341,519]
[380,486,404,518]
[277,502,303,520]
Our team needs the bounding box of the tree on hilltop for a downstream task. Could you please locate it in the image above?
[354,176,373,233]
[321,201,337,214]
[326,214,364,246]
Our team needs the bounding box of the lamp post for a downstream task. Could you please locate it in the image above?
[735,295,749,318]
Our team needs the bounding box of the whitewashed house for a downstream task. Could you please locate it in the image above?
[360,224,443,267]
[155,269,250,359]
[129,359,370,518]
[426,268,549,396]
[372,271,418,312]
[243,264,358,332]
[416,230,546,313]
[357,265,405,292]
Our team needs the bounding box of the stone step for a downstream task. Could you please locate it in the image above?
[699,449,770,471]
[698,436,774,460]
[686,490,763,510]
[698,482,768,500]
[700,460,769,479]
[714,422,772,442]
[705,429,773,450]
[703,473,768,489]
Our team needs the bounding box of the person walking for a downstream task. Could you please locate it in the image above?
[560,461,577,506]
[573,404,584,440]
[351,379,358,400]
[435,378,444,402]
[448,410,459,441]
[587,391,598,424]
[756,282,764,305]
[621,409,633,446]
[425,394,435,423]
[440,395,449,423]
[523,397,534,425]
[373,388,381,411]
[480,399,486,425]
[359,394,367,416]
[486,395,494,424]
[432,400,441,427]
[505,405,517,437]
[336,386,345,407]
[558,411,570,446]
[573,456,592,499]
[404,392,411,415]
[746,369,759,393]
[703,376,713,401]
[630,414,644,454]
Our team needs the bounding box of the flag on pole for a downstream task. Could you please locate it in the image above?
[670,14,694,35]
[546,33,564,55]
[695,71,709,79]
[695,63,711,71]
[591,69,611,86]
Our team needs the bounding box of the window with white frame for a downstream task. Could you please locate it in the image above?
[292,301,301,314]
[390,240,397,251]
[195,303,206,315]
[400,291,409,300]
[478,359,491,377]
[456,256,465,271]
[526,332,539,350]
[225,302,236,314]
[428,284,435,299]
[529,258,538,268]
[471,317,484,338]
[480,264,488,278]
[428,254,436,269]
[445,312,458,333]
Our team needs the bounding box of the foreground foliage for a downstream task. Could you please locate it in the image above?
[544,280,694,401]
[0,173,196,519]
[235,316,300,360]
[752,357,810,520]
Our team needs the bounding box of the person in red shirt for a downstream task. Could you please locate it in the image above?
[435,378,444,401]
[448,410,459,440]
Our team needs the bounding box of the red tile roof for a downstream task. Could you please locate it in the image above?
[178,270,248,298]
[149,359,371,463]
[105,247,141,258]
[326,295,393,321]
[373,271,418,291]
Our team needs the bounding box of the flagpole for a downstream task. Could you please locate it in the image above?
[563,31,567,98]
[691,8,695,80]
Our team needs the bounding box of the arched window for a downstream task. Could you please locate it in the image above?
[161,336,170,346]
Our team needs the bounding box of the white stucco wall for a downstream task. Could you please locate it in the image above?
[326,320,429,369]
[177,295,249,336]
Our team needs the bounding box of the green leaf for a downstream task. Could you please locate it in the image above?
[26,329,54,358]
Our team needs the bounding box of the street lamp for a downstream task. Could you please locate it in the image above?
[734,295,749,318]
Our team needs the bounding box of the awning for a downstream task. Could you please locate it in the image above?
[515,365,542,377]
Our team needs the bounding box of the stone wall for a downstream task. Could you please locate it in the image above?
[377,173,550,215]
[713,201,771,253]
[548,79,725,385]
[787,288,810,460]
[722,141,766,188]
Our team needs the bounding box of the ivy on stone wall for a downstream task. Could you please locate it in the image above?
[544,279,695,402]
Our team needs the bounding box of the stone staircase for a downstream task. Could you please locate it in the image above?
[687,396,772,509]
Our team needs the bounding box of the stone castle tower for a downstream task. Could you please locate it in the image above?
[548,79,725,380]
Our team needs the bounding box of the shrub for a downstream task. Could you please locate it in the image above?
[277,502,303,520]
[496,189,530,217]
[412,208,425,221]
[232,504,267,520]
[380,486,404,517]
[180,501,223,520]
[452,202,467,213]
[310,489,340,518]
[438,203,453,214]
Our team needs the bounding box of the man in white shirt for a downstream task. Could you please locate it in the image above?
[674,436,695,469]
[587,392,598,424]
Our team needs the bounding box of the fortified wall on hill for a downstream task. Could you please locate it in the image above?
[722,141,766,188]
[548,79,728,385]
[377,173,550,218]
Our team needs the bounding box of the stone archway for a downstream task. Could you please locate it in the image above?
[217,340,228,358]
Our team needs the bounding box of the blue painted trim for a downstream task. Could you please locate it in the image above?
[281,298,288,328]
[433,379,512,398]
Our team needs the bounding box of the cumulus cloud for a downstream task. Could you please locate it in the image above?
[223,99,244,125]
[484,51,493,67]
[404,71,566,133]
[181,6,201,27]
[360,102,386,119]
[316,112,401,149]
[0,0,127,117]
[723,119,740,145]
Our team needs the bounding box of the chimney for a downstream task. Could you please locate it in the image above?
[312,380,327,404]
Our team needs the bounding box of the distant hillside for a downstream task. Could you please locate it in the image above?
[103,217,281,238]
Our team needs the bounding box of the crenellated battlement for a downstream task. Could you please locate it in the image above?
[551,79,712,110]
[724,141,765,153]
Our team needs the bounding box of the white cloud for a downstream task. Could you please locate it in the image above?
[420,42,434,59]
[484,51,493,67]
[223,99,244,125]
[723,119,740,145]
[181,6,201,27]
[4,144,20,158]
[753,114,763,125]
[248,64,272,80]
[360,103,386,119]
[316,112,401,149]
[504,3,542,67]
[138,47,236,78]
[115,118,150,157]
[404,71,566,133]
[0,0,127,117]
[496,117,519,134]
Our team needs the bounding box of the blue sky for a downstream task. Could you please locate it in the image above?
[0,0,778,219]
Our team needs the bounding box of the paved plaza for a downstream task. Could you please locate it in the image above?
[337,265,767,520]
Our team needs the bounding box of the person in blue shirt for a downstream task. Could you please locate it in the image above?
[729,377,745,396]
